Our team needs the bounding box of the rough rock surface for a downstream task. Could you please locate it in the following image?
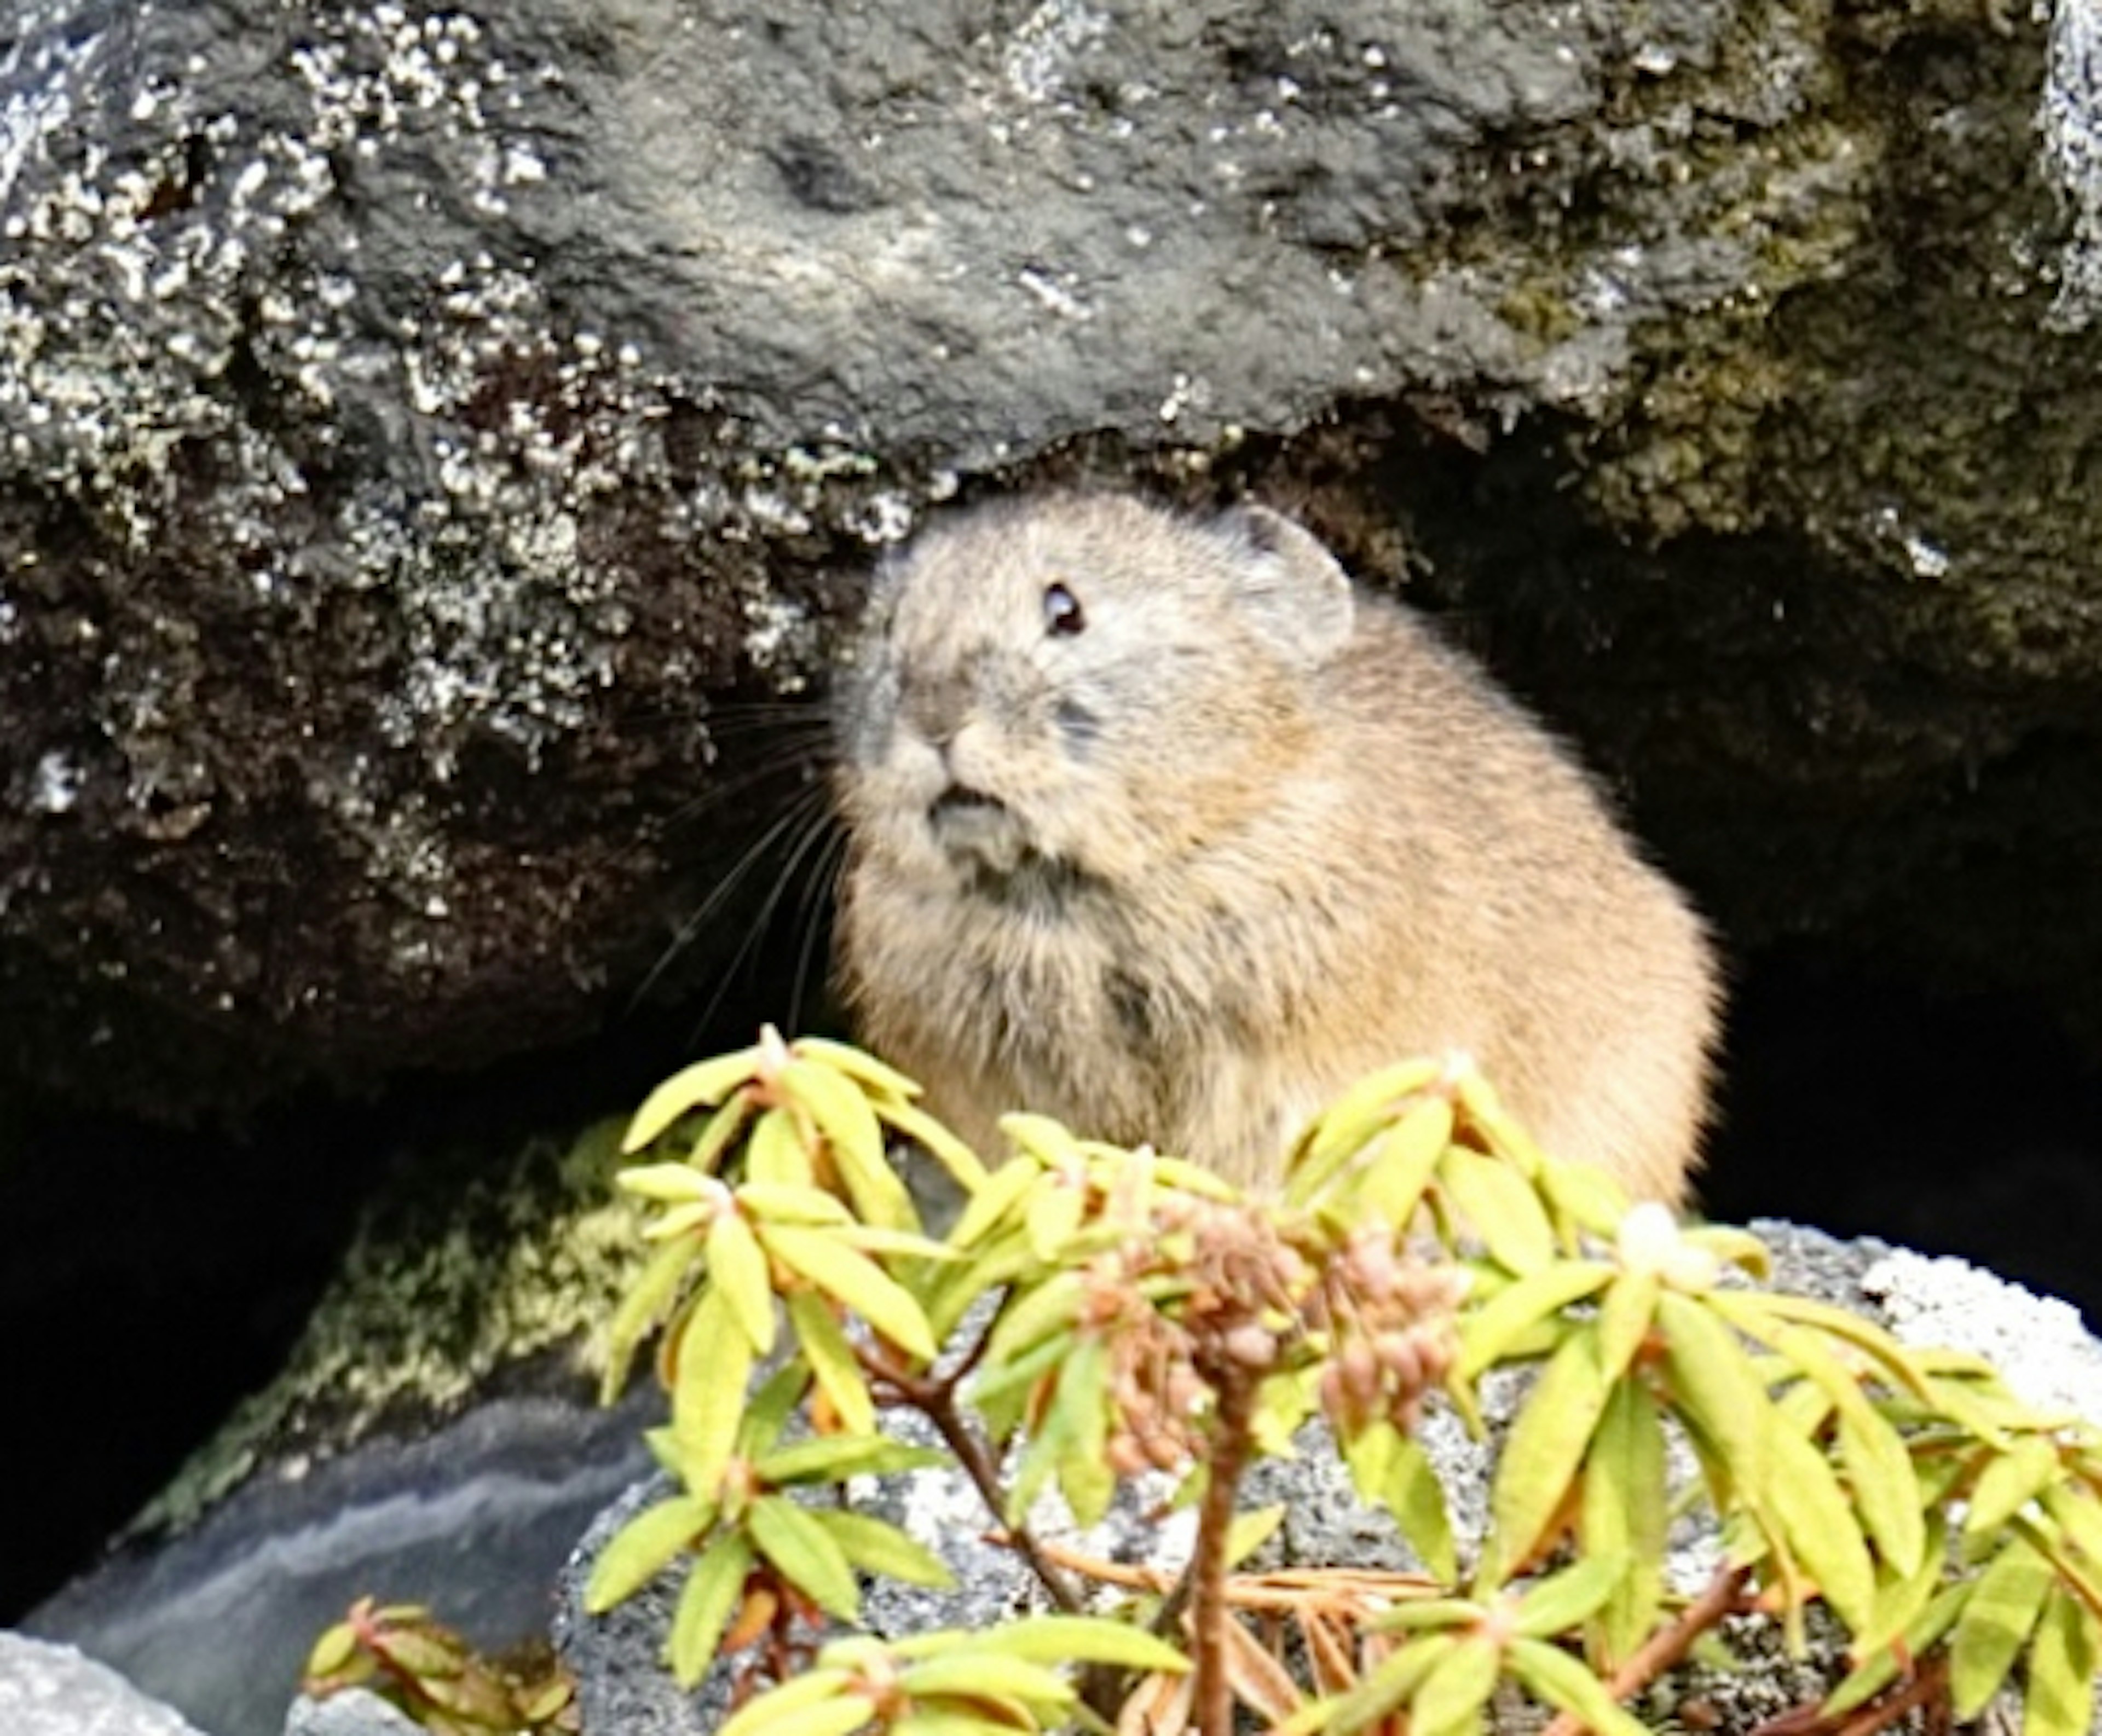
[0,1632,209,1736]
[6,0,2102,1118]
[281,1691,420,1736]
[31,1388,656,1736]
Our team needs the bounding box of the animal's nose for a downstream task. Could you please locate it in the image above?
[902,669,971,743]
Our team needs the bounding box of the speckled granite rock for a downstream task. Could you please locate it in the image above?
[281,1690,419,1736]
[7,0,2102,1119]
[0,1632,212,1736]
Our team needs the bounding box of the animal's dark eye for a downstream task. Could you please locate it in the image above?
[1042,580,1087,637]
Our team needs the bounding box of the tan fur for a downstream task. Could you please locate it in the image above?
[831,494,1719,1203]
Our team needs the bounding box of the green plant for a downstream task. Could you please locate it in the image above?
[589,1028,2102,1736]
[303,1596,578,1735]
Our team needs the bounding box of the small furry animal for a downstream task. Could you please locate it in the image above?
[831,493,1718,1202]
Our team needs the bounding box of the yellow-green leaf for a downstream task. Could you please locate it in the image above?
[748,1494,862,1622]
[1024,1174,1085,1259]
[1482,1322,1612,1587]
[1754,1318,1925,1578]
[1537,1158,1631,1241]
[737,1181,854,1224]
[1000,1112,1087,1167]
[1766,1411,1878,1634]
[985,1270,1087,1365]
[1835,1406,1926,1579]
[836,1224,956,1261]
[520,1675,575,1722]
[1717,1292,1935,1409]
[713,1673,864,1736]
[897,1654,1076,1706]
[305,1622,359,1677]
[809,1509,956,1589]
[667,1531,755,1686]
[1593,1269,1661,1386]
[600,1232,701,1403]
[761,1224,937,1362]
[746,1104,813,1188]
[1311,1633,1454,1736]
[619,1161,716,1203]
[1148,1155,1244,1201]
[1951,1535,2055,1719]
[1458,1260,1612,1378]
[757,1436,943,1484]
[1514,1553,1629,1638]
[927,1226,1041,1344]
[707,1210,776,1356]
[626,1049,763,1151]
[671,1288,752,1498]
[947,1158,1039,1251]
[878,1099,990,1193]
[1658,1291,1771,1507]
[1823,1581,1968,1717]
[689,1090,758,1176]
[2023,1585,2101,1736]
[894,1616,1188,1673]
[1969,1435,2063,1537]
[642,1200,714,1241]
[1440,1145,1555,1275]
[1008,1337,1107,1524]
[1682,1224,1771,1279]
[1349,1095,1453,1222]
[1284,1058,1445,1206]
[1506,1636,1651,1736]
[786,1289,875,1434]
[2039,1481,2102,1590]
[1345,1423,1458,1583]
[1227,1504,1286,1570]
[968,1326,1077,1414]
[782,1057,912,1231]
[1583,1375,1666,1668]
[1858,1512,1950,1656]
[793,1037,923,1102]
[585,1493,716,1612]
[890,1710,1025,1736]
[1408,1633,1499,1736]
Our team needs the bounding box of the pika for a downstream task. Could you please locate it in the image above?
[831,494,1718,1203]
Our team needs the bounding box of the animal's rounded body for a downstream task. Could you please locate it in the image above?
[833,494,1717,1202]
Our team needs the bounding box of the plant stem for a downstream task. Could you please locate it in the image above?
[1539,1564,1752,1736]
[1191,1363,1260,1736]
[924,1391,1088,1613]
[859,1312,1088,1614]
[1745,1653,1951,1736]
[1831,1653,1948,1736]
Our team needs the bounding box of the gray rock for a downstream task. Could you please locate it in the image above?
[0,1632,212,1736]
[281,1689,421,1736]
[31,1391,655,1736]
[5,0,2102,1119]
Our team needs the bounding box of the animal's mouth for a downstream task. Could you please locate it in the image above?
[928,783,1027,873]
[926,785,1082,904]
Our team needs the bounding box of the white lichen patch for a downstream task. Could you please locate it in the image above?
[0,20,95,211]
[1868,503,1954,580]
[1001,0,1109,105]
[32,747,83,814]
[742,592,819,691]
[1864,1245,2102,1421]
[2040,0,2102,328]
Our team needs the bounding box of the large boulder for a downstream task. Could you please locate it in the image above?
[4,0,2101,1119]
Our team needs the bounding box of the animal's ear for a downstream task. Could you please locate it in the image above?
[1212,504,1355,666]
